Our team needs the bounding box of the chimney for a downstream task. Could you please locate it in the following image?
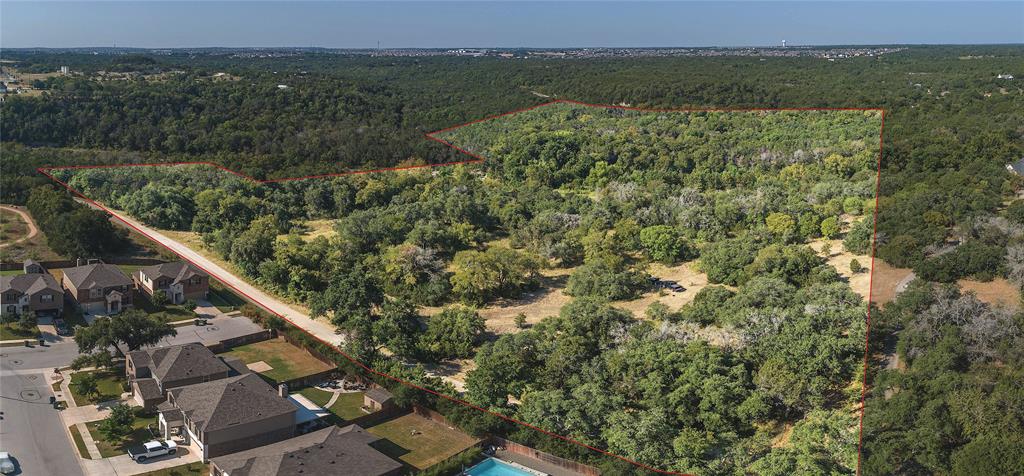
[278,383,288,398]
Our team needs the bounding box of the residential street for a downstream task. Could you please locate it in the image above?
[0,372,85,476]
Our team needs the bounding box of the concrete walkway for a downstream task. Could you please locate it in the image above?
[90,202,343,346]
[76,422,104,459]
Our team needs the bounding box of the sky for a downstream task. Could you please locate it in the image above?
[2,1,1022,49]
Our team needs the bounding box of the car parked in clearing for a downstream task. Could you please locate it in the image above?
[127,440,177,462]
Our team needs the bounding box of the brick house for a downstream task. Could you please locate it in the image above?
[134,261,210,304]
[61,262,133,315]
[157,373,299,461]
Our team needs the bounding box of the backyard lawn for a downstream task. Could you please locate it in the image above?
[222,338,334,383]
[297,387,334,407]
[85,413,158,458]
[68,370,126,406]
[298,388,369,421]
[367,413,479,470]
[207,283,247,312]
[0,322,39,340]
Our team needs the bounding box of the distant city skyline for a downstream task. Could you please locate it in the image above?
[2,1,1022,49]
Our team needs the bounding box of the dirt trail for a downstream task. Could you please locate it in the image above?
[0,205,39,249]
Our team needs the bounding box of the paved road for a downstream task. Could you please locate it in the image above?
[1,341,81,374]
[0,373,85,476]
[94,205,343,346]
[154,314,263,348]
[0,204,39,249]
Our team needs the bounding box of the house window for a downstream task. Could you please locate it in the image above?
[41,294,54,303]
[90,288,102,298]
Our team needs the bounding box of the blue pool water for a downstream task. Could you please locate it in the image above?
[466,458,539,476]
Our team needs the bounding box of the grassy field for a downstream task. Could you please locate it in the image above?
[367,413,479,470]
[298,387,334,407]
[85,414,158,458]
[135,462,209,476]
[0,206,62,262]
[222,338,334,383]
[69,370,126,406]
[68,425,92,459]
[0,322,40,340]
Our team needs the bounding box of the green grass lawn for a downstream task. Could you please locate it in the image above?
[297,388,368,421]
[329,391,367,420]
[69,370,126,406]
[367,413,479,470]
[298,387,334,407]
[0,322,40,340]
[222,338,334,383]
[85,413,158,458]
[68,425,92,459]
[207,283,247,312]
[0,269,23,276]
[135,463,209,476]
[135,293,195,322]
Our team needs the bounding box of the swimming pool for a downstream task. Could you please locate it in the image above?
[465,457,547,476]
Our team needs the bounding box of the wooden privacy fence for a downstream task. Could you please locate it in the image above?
[488,435,602,476]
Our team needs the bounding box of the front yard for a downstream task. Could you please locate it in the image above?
[222,338,334,383]
[68,369,126,406]
[85,413,159,458]
[134,292,196,322]
[0,322,39,340]
[136,462,209,476]
[367,413,479,470]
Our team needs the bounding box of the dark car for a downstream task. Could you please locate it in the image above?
[54,319,70,336]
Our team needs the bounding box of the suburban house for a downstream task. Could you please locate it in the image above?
[126,343,242,409]
[363,387,395,413]
[157,373,300,461]
[0,262,63,317]
[208,425,403,476]
[134,261,210,304]
[61,262,133,315]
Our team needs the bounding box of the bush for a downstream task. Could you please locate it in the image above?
[850,259,864,274]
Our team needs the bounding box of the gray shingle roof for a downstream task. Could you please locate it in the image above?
[365,387,394,405]
[137,261,207,285]
[1,273,61,295]
[167,373,297,433]
[210,425,402,476]
[128,343,232,386]
[62,263,132,289]
[134,378,162,401]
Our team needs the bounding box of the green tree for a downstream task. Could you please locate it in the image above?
[73,309,176,353]
[419,306,486,360]
[98,403,135,443]
[766,212,797,241]
[820,216,841,239]
[75,373,100,402]
[450,247,541,305]
[639,225,692,263]
[230,215,278,276]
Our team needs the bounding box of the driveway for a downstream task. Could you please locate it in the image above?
[79,445,201,476]
[152,314,264,348]
[0,373,85,476]
[88,203,342,346]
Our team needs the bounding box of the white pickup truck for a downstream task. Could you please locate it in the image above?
[127,440,177,462]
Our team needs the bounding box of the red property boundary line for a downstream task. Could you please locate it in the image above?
[37,99,886,475]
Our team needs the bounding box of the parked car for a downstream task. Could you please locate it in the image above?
[0,452,14,474]
[54,319,70,336]
[127,440,177,462]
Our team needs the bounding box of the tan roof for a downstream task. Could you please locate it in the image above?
[137,261,207,285]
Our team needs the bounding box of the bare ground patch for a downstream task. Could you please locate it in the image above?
[870,260,914,308]
[958,277,1020,310]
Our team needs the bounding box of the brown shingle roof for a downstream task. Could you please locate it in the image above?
[167,373,297,433]
[137,261,207,285]
[62,263,132,289]
[210,425,402,476]
[128,343,231,386]
[1,273,61,295]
